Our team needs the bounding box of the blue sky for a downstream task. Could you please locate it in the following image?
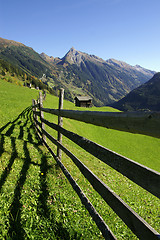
[1,0,160,71]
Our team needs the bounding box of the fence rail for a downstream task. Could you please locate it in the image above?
[41,108,160,138]
[32,90,160,240]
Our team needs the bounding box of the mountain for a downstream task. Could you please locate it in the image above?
[0,37,156,106]
[111,73,160,111]
[40,52,61,64]
[0,37,53,77]
[54,47,155,105]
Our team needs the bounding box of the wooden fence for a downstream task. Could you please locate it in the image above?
[32,89,160,240]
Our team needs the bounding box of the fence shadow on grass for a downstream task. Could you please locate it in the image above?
[0,137,18,192]
[0,107,40,239]
[0,106,79,239]
[34,144,75,240]
[0,107,39,193]
[0,134,5,158]
[8,140,31,239]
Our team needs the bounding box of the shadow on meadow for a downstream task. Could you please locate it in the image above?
[0,106,78,240]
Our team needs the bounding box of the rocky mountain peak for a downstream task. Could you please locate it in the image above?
[63,47,84,66]
[70,46,76,52]
[40,52,61,64]
[40,52,50,58]
[63,47,105,66]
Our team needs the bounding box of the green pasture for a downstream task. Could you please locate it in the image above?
[0,79,159,239]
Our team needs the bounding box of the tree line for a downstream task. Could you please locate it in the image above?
[0,58,56,95]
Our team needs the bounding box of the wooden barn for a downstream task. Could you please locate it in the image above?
[74,96,92,107]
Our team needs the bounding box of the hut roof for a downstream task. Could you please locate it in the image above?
[75,96,92,101]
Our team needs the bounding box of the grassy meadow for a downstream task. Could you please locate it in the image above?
[0,79,160,239]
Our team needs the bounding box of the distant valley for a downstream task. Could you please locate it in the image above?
[0,37,156,106]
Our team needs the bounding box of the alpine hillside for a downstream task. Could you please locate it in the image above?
[55,47,155,105]
[111,72,160,111]
[0,37,53,77]
[0,37,155,106]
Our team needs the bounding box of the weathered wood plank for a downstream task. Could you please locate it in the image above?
[32,100,38,129]
[32,103,40,108]
[34,118,42,137]
[34,118,41,128]
[32,99,36,124]
[42,128,160,240]
[34,118,42,141]
[41,108,160,138]
[42,118,160,199]
[33,110,41,116]
[39,92,46,143]
[57,88,64,160]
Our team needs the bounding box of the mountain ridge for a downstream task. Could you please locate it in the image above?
[0,37,156,106]
[56,47,155,105]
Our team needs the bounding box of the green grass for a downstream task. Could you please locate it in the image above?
[0,79,39,125]
[0,79,160,239]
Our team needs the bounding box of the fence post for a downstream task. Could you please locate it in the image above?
[32,99,36,130]
[34,99,38,129]
[32,99,35,119]
[39,91,46,143]
[57,88,64,160]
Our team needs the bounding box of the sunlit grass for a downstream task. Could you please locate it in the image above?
[0,79,160,239]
